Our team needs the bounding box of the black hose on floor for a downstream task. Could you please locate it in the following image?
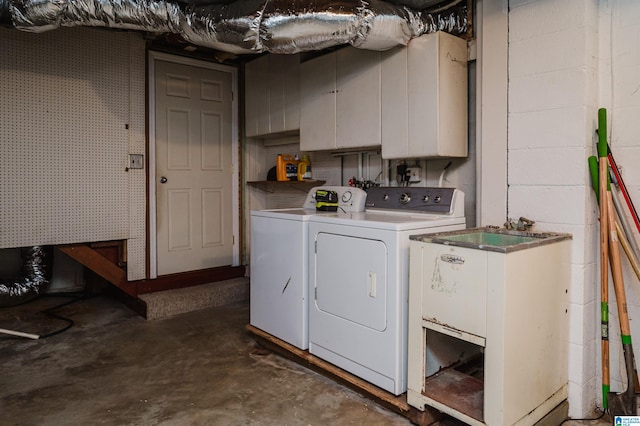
[0,292,90,340]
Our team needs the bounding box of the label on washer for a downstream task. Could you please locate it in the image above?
[440,254,465,264]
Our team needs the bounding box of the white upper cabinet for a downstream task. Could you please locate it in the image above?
[245,55,270,137]
[300,52,336,150]
[382,31,468,159]
[300,47,381,151]
[245,54,300,137]
[335,48,381,149]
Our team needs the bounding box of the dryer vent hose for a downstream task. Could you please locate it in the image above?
[0,246,52,307]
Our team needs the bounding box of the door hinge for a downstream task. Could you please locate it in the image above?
[315,287,317,300]
[232,235,235,245]
[314,240,317,253]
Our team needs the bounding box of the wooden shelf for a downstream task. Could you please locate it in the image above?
[247,179,326,193]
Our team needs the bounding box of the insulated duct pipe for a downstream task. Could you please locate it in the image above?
[0,0,12,25]
[2,0,467,54]
[0,246,52,307]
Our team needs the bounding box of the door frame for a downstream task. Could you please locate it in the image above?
[148,51,240,279]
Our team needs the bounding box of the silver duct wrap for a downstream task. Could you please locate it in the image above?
[10,0,183,33]
[1,0,12,25]
[205,0,468,52]
[260,0,422,53]
[182,0,266,53]
[261,0,362,54]
[0,246,51,307]
[6,0,467,53]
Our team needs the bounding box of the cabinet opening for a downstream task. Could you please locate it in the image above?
[423,328,485,423]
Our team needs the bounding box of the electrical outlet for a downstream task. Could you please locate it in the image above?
[407,166,422,183]
[129,154,144,170]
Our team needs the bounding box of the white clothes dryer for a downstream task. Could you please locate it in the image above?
[307,187,466,395]
[250,186,366,350]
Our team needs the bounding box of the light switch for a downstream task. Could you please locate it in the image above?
[129,154,144,170]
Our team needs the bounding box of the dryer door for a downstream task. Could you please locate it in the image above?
[314,232,387,331]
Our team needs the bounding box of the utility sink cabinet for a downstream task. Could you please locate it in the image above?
[407,228,571,425]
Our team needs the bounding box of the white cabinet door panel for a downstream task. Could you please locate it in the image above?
[300,53,336,151]
[245,55,270,137]
[336,48,381,149]
[245,54,300,137]
[381,46,409,158]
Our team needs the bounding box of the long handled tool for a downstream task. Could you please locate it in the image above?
[607,144,640,234]
[606,188,638,415]
[617,220,640,284]
[596,108,638,414]
[596,108,611,409]
[610,173,640,264]
[590,154,640,397]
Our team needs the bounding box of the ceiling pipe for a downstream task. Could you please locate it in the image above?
[2,0,467,54]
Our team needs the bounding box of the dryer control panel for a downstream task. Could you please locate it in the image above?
[365,187,458,214]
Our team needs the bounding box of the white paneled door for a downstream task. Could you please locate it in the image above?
[154,59,234,276]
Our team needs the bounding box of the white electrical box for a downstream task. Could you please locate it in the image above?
[407,166,422,183]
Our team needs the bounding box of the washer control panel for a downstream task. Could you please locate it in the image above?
[302,186,367,212]
[365,187,456,214]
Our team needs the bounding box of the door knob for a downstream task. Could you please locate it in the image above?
[160,176,168,184]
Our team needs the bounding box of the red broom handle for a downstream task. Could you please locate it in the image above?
[607,148,640,234]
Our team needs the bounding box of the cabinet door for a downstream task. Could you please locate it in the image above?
[336,48,381,149]
[245,55,270,137]
[421,244,487,338]
[381,46,409,159]
[268,55,286,134]
[282,54,300,132]
[268,54,300,134]
[407,32,467,158]
[300,53,336,151]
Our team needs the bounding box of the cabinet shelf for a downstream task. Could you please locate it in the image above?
[247,180,326,193]
[423,368,484,423]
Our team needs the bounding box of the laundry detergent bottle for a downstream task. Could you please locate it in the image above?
[297,154,312,181]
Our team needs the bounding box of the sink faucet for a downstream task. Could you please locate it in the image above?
[517,217,535,231]
[504,217,535,231]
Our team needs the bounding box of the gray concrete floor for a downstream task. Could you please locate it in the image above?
[0,294,612,425]
[1,294,411,425]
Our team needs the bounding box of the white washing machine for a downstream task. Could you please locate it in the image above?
[307,187,466,395]
[250,186,367,350]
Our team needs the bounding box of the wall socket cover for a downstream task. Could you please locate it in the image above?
[407,166,422,183]
[129,154,144,169]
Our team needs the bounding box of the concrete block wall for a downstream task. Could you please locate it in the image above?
[509,0,640,417]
